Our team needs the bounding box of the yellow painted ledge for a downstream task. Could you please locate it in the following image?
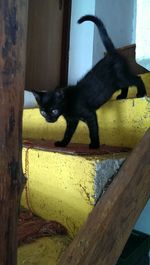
[23,97,150,148]
[22,147,127,237]
[18,236,70,265]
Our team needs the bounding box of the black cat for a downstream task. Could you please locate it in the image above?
[33,15,146,149]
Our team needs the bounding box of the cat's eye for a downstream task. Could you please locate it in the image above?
[40,110,47,117]
[51,109,59,115]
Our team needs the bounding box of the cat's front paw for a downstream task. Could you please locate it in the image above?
[55,141,67,147]
[89,142,100,149]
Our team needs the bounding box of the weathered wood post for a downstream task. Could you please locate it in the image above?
[0,1,28,264]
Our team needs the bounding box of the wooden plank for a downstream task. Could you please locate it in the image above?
[0,1,28,265]
[25,0,64,90]
[105,44,148,75]
[60,0,72,87]
[59,128,150,265]
[117,44,148,75]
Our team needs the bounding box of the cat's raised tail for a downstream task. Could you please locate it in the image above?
[78,15,115,53]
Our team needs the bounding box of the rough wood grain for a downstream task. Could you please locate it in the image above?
[25,0,71,91]
[59,128,150,265]
[0,1,28,264]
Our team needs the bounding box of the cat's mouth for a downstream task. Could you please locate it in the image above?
[45,117,58,123]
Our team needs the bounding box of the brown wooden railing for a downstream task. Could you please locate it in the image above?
[0,1,28,265]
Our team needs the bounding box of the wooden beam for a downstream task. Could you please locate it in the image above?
[59,128,150,265]
[60,0,72,87]
[0,1,28,265]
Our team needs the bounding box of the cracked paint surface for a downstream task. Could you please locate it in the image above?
[22,148,96,236]
[22,148,128,237]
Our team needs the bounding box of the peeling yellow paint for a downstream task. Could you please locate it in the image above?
[21,147,126,237]
[22,149,96,237]
[98,97,150,147]
[18,236,70,265]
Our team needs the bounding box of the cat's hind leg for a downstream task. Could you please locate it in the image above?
[129,75,146,98]
[118,74,146,98]
[116,86,128,100]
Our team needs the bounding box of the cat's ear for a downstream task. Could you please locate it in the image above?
[32,91,44,104]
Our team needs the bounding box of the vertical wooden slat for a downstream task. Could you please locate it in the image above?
[25,0,64,90]
[0,1,28,264]
[60,0,72,87]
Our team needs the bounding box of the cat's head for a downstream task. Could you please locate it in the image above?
[33,88,65,123]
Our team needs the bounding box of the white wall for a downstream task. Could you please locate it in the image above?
[68,0,137,83]
[24,91,37,108]
[134,201,150,235]
[136,0,150,70]
[68,0,96,85]
[93,0,136,65]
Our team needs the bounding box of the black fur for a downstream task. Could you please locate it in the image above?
[33,15,146,149]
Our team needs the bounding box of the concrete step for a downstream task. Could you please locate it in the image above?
[20,144,129,264]
[23,73,150,149]
[22,141,129,237]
